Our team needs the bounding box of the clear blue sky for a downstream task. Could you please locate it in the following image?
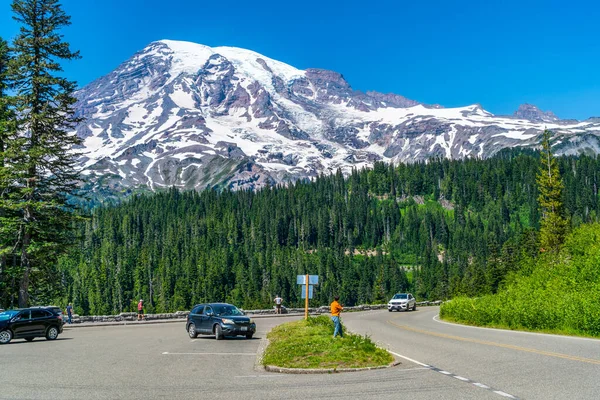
[1,0,599,120]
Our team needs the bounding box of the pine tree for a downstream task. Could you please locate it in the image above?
[0,37,15,306]
[536,130,567,253]
[0,38,11,151]
[7,0,82,307]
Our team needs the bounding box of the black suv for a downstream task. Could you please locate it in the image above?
[0,308,64,344]
[31,305,64,323]
[186,303,256,340]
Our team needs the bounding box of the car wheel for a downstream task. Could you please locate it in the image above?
[413,303,417,311]
[246,333,253,339]
[46,326,59,340]
[25,337,34,342]
[0,329,12,344]
[188,323,198,338]
[214,324,223,340]
[388,309,392,312]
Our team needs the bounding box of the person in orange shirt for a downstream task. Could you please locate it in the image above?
[330,296,343,338]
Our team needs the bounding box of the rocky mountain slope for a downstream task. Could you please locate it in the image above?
[73,40,600,192]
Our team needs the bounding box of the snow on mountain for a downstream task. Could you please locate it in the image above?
[512,103,560,123]
[73,40,600,193]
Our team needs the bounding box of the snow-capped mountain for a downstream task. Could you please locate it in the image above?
[74,40,600,192]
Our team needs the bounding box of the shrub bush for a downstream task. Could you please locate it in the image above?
[440,223,600,337]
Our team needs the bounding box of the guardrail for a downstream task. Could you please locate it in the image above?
[66,300,443,324]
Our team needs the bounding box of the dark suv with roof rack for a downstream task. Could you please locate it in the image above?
[186,303,256,340]
[0,307,64,344]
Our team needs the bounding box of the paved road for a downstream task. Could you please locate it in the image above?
[1,312,495,400]
[1,308,598,399]
[343,307,600,400]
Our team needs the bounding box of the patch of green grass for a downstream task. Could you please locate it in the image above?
[262,315,393,369]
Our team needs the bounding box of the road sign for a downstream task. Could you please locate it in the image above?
[297,275,319,285]
[300,285,314,299]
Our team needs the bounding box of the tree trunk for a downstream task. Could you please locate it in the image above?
[18,218,32,307]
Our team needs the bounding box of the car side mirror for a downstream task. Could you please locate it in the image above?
[206,312,213,317]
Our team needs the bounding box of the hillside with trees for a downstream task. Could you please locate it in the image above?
[12,149,596,315]
[440,222,600,337]
[441,131,600,338]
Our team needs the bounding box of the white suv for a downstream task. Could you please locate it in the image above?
[388,293,416,312]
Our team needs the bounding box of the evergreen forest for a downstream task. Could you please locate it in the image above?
[16,149,598,316]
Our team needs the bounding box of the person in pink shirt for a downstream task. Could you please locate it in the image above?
[137,299,144,321]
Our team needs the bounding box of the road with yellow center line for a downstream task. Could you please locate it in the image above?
[342,306,600,400]
[386,319,600,365]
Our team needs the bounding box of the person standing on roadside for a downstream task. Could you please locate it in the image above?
[137,299,144,321]
[330,296,343,338]
[274,295,283,314]
[65,303,73,324]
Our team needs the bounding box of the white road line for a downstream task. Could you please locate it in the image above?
[433,315,600,342]
[381,320,520,399]
[473,383,491,389]
[162,352,256,356]
[387,351,430,367]
[494,390,517,399]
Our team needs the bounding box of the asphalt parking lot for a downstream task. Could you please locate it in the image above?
[0,313,498,400]
[1,316,285,398]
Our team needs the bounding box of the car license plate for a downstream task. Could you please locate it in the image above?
[241,327,248,331]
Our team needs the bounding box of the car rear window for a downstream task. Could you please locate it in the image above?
[32,309,51,319]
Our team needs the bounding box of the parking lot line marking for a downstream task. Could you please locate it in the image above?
[388,320,600,365]
[162,352,256,356]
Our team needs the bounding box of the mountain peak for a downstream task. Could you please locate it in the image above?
[514,103,560,123]
[72,40,600,195]
[152,39,304,83]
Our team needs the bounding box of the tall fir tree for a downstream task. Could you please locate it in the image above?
[536,130,567,253]
[0,37,14,305]
[7,0,82,307]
